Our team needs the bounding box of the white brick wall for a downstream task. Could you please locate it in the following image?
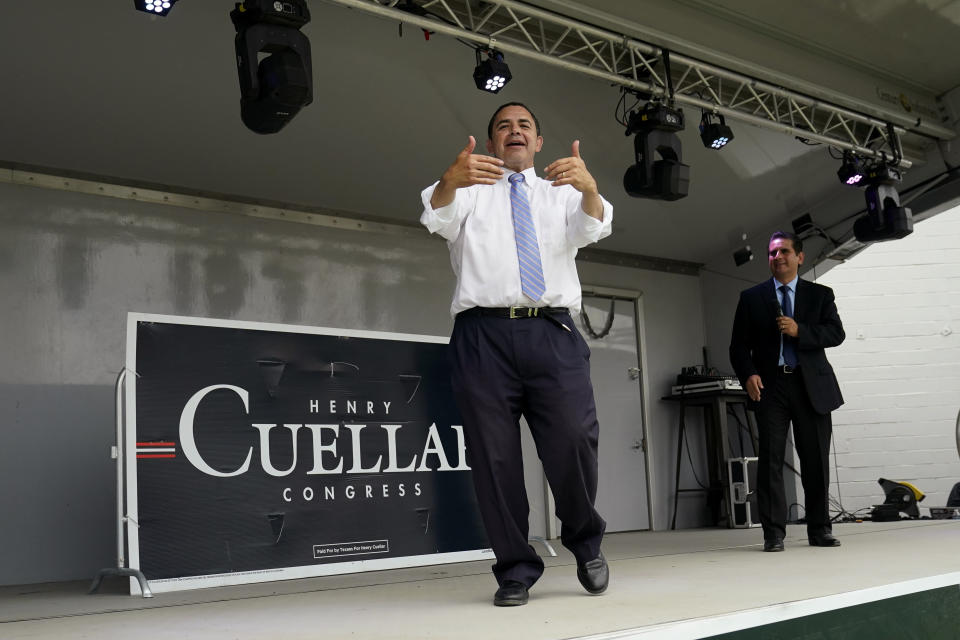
[815,206,960,516]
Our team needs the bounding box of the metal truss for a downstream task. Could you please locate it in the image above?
[324,0,957,167]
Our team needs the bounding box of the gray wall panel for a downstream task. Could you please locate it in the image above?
[0,182,458,585]
[0,181,707,585]
[0,385,115,585]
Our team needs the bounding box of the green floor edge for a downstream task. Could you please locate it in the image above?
[704,585,960,640]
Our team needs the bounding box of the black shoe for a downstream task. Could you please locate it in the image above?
[763,538,784,552]
[577,552,609,595]
[808,533,841,547]
[493,580,529,606]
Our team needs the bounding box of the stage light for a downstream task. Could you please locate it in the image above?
[622,102,690,200]
[699,112,733,149]
[852,162,913,242]
[854,186,913,242]
[230,0,313,134]
[134,0,178,16]
[837,152,866,186]
[864,162,904,186]
[733,246,753,266]
[626,102,685,135]
[473,49,511,94]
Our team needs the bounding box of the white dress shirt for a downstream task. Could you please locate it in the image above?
[421,167,613,316]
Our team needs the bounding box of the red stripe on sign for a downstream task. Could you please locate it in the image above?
[136,442,176,447]
[136,454,176,459]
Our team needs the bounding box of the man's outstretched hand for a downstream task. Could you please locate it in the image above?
[544,140,602,219]
[544,140,598,195]
[430,136,504,209]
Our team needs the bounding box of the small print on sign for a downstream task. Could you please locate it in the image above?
[314,540,390,559]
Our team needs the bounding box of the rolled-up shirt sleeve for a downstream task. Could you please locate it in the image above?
[565,191,613,248]
[421,182,474,243]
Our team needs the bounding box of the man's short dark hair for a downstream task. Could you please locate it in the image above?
[487,102,541,139]
[770,231,803,253]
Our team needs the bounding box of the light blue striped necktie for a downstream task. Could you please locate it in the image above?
[508,173,546,302]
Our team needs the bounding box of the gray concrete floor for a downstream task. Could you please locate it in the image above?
[1,520,958,639]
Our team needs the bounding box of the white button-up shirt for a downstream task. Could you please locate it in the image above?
[421,167,613,316]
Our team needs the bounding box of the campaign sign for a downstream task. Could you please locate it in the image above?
[124,313,490,593]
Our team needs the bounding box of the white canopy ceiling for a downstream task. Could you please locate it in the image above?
[1,0,957,274]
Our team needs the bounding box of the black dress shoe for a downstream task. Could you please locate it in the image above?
[763,538,784,552]
[493,580,529,606]
[808,533,841,547]
[577,552,609,594]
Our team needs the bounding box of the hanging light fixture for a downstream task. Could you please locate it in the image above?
[837,151,866,186]
[473,49,512,94]
[699,111,734,150]
[134,0,178,17]
[623,101,690,200]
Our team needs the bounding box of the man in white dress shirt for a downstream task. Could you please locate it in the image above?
[420,102,613,606]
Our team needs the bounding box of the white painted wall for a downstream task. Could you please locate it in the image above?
[0,178,711,585]
[815,207,960,514]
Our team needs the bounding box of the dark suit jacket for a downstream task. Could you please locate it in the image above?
[729,278,845,415]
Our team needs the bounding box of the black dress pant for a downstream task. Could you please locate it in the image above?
[449,310,606,587]
[755,369,833,541]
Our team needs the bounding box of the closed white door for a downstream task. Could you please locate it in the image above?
[521,293,651,539]
[576,295,651,532]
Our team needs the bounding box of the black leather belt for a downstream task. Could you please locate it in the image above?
[460,306,569,319]
[778,364,799,374]
[459,306,573,332]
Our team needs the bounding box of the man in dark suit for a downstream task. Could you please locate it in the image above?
[729,231,845,551]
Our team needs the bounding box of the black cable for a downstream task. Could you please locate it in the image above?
[826,430,861,523]
[810,223,841,247]
[614,86,644,129]
[394,0,455,40]
[787,502,806,524]
[396,0,454,26]
[841,507,874,521]
[614,87,628,127]
[580,298,615,339]
[830,431,847,510]
[681,411,708,490]
[671,392,710,530]
[824,206,869,231]
[723,410,862,526]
